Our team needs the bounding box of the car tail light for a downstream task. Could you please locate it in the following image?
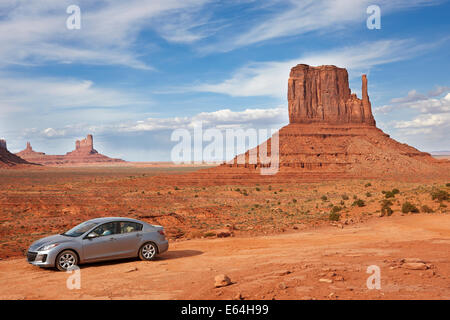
[158,230,165,236]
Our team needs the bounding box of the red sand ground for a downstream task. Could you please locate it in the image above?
[0,214,448,300]
[0,165,448,300]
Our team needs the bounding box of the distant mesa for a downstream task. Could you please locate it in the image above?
[209,64,449,179]
[15,134,125,166]
[0,139,32,167]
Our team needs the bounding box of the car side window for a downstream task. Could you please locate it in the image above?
[120,222,143,234]
[91,222,118,237]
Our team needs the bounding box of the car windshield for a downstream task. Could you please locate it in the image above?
[62,221,99,237]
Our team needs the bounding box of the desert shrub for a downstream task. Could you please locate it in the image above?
[402,202,419,213]
[292,199,297,203]
[365,182,372,187]
[381,206,393,217]
[431,189,449,202]
[268,185,272,191]
[174,186,180,190]
[194,194,198,198]
[329,212,341,221]
[340,200,345,205]
[421,205,433,213]
[446,183,450,187]
[341,194,349,200]
[321,195,328,201]
[366,192,372,197]
[331,206,342,214]
[352,199,366,207]
[392,188,400,195]
[353,195,357,200]
[256,187,260,191]
[235,188,241,192]
[383,191,395,198]
[203,232,216,238]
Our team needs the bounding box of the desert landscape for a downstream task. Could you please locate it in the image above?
[0,64,449,300]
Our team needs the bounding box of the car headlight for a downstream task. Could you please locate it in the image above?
[38,243,59,251]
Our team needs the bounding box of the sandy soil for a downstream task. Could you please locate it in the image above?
[0,214,448,300]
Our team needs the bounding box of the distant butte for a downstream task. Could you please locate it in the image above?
[0,139,32,167]
[16,134,125,166]
[207,64,449,179]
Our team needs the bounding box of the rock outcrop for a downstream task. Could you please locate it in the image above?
[209,64,448,180]
[0,139,32,167]
[16,135,125,166]
[288,65,375,125]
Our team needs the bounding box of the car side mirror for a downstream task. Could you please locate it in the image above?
[86,232,98,239]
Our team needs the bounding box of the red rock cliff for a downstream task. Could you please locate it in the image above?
[288,64,375,126]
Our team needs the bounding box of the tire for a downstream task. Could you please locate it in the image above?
[56,250,78,271]
[139,242,157,261]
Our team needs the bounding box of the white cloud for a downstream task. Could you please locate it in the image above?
[206,0,443,52]
[119,106,288,132]
[394,112,450,129]
[0,0,210,69]
[0,75,151,112]
[194,39,435,98]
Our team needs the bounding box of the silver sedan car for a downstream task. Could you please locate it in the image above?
[26,217,169,271]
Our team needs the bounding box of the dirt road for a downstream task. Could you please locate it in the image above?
[0,214,448,300]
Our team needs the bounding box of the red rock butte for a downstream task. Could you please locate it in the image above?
[15,134,125,166]
[201,64,449,181]
[0,139,31,167]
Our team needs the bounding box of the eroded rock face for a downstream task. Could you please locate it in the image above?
[288,64,375,126]
[212,64,448,179]
[0,139,31,167]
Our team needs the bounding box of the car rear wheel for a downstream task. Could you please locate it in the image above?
[139,242,157,261]
[56,250,78,271]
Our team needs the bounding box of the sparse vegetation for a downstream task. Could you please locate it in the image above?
[352,199,366,207]
[365,182,372,187]
[321,195,328,201]
[329,212,341,221]
[421,205,433,213]
[366,192,372,197]
[402,202,419,213]
[431,189,449,202]
[341,194,349,200]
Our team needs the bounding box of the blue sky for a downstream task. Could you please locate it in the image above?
[0,0,449,161]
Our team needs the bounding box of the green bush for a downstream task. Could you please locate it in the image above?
[381,206,393,217]
[329,212,341,221]
[321,195,328,201]
[383,191,395,198]
[402,202,419,213]
[331,206,342,214]
[446,183,450,187]
[352,199,366,207]
[392,188,400,195]
[421,205,433,213]
[366,192,372,197]
[431,189,449,202]
[365,182,372,187]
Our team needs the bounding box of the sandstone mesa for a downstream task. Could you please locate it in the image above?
[15,134,124,166]
[213,64,448,179]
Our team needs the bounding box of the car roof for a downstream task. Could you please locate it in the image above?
[86,217,145,224]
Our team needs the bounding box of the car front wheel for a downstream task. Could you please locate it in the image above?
[56,250,78,271]
[139,242,157,261]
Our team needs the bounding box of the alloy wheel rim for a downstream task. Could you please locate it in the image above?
[142,244,156,259]
[59,253,75,269]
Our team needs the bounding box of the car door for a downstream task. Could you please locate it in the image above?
[82,222,121,261]
[112,222,143,258]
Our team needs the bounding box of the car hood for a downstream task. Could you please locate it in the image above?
[28,234,74,251]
